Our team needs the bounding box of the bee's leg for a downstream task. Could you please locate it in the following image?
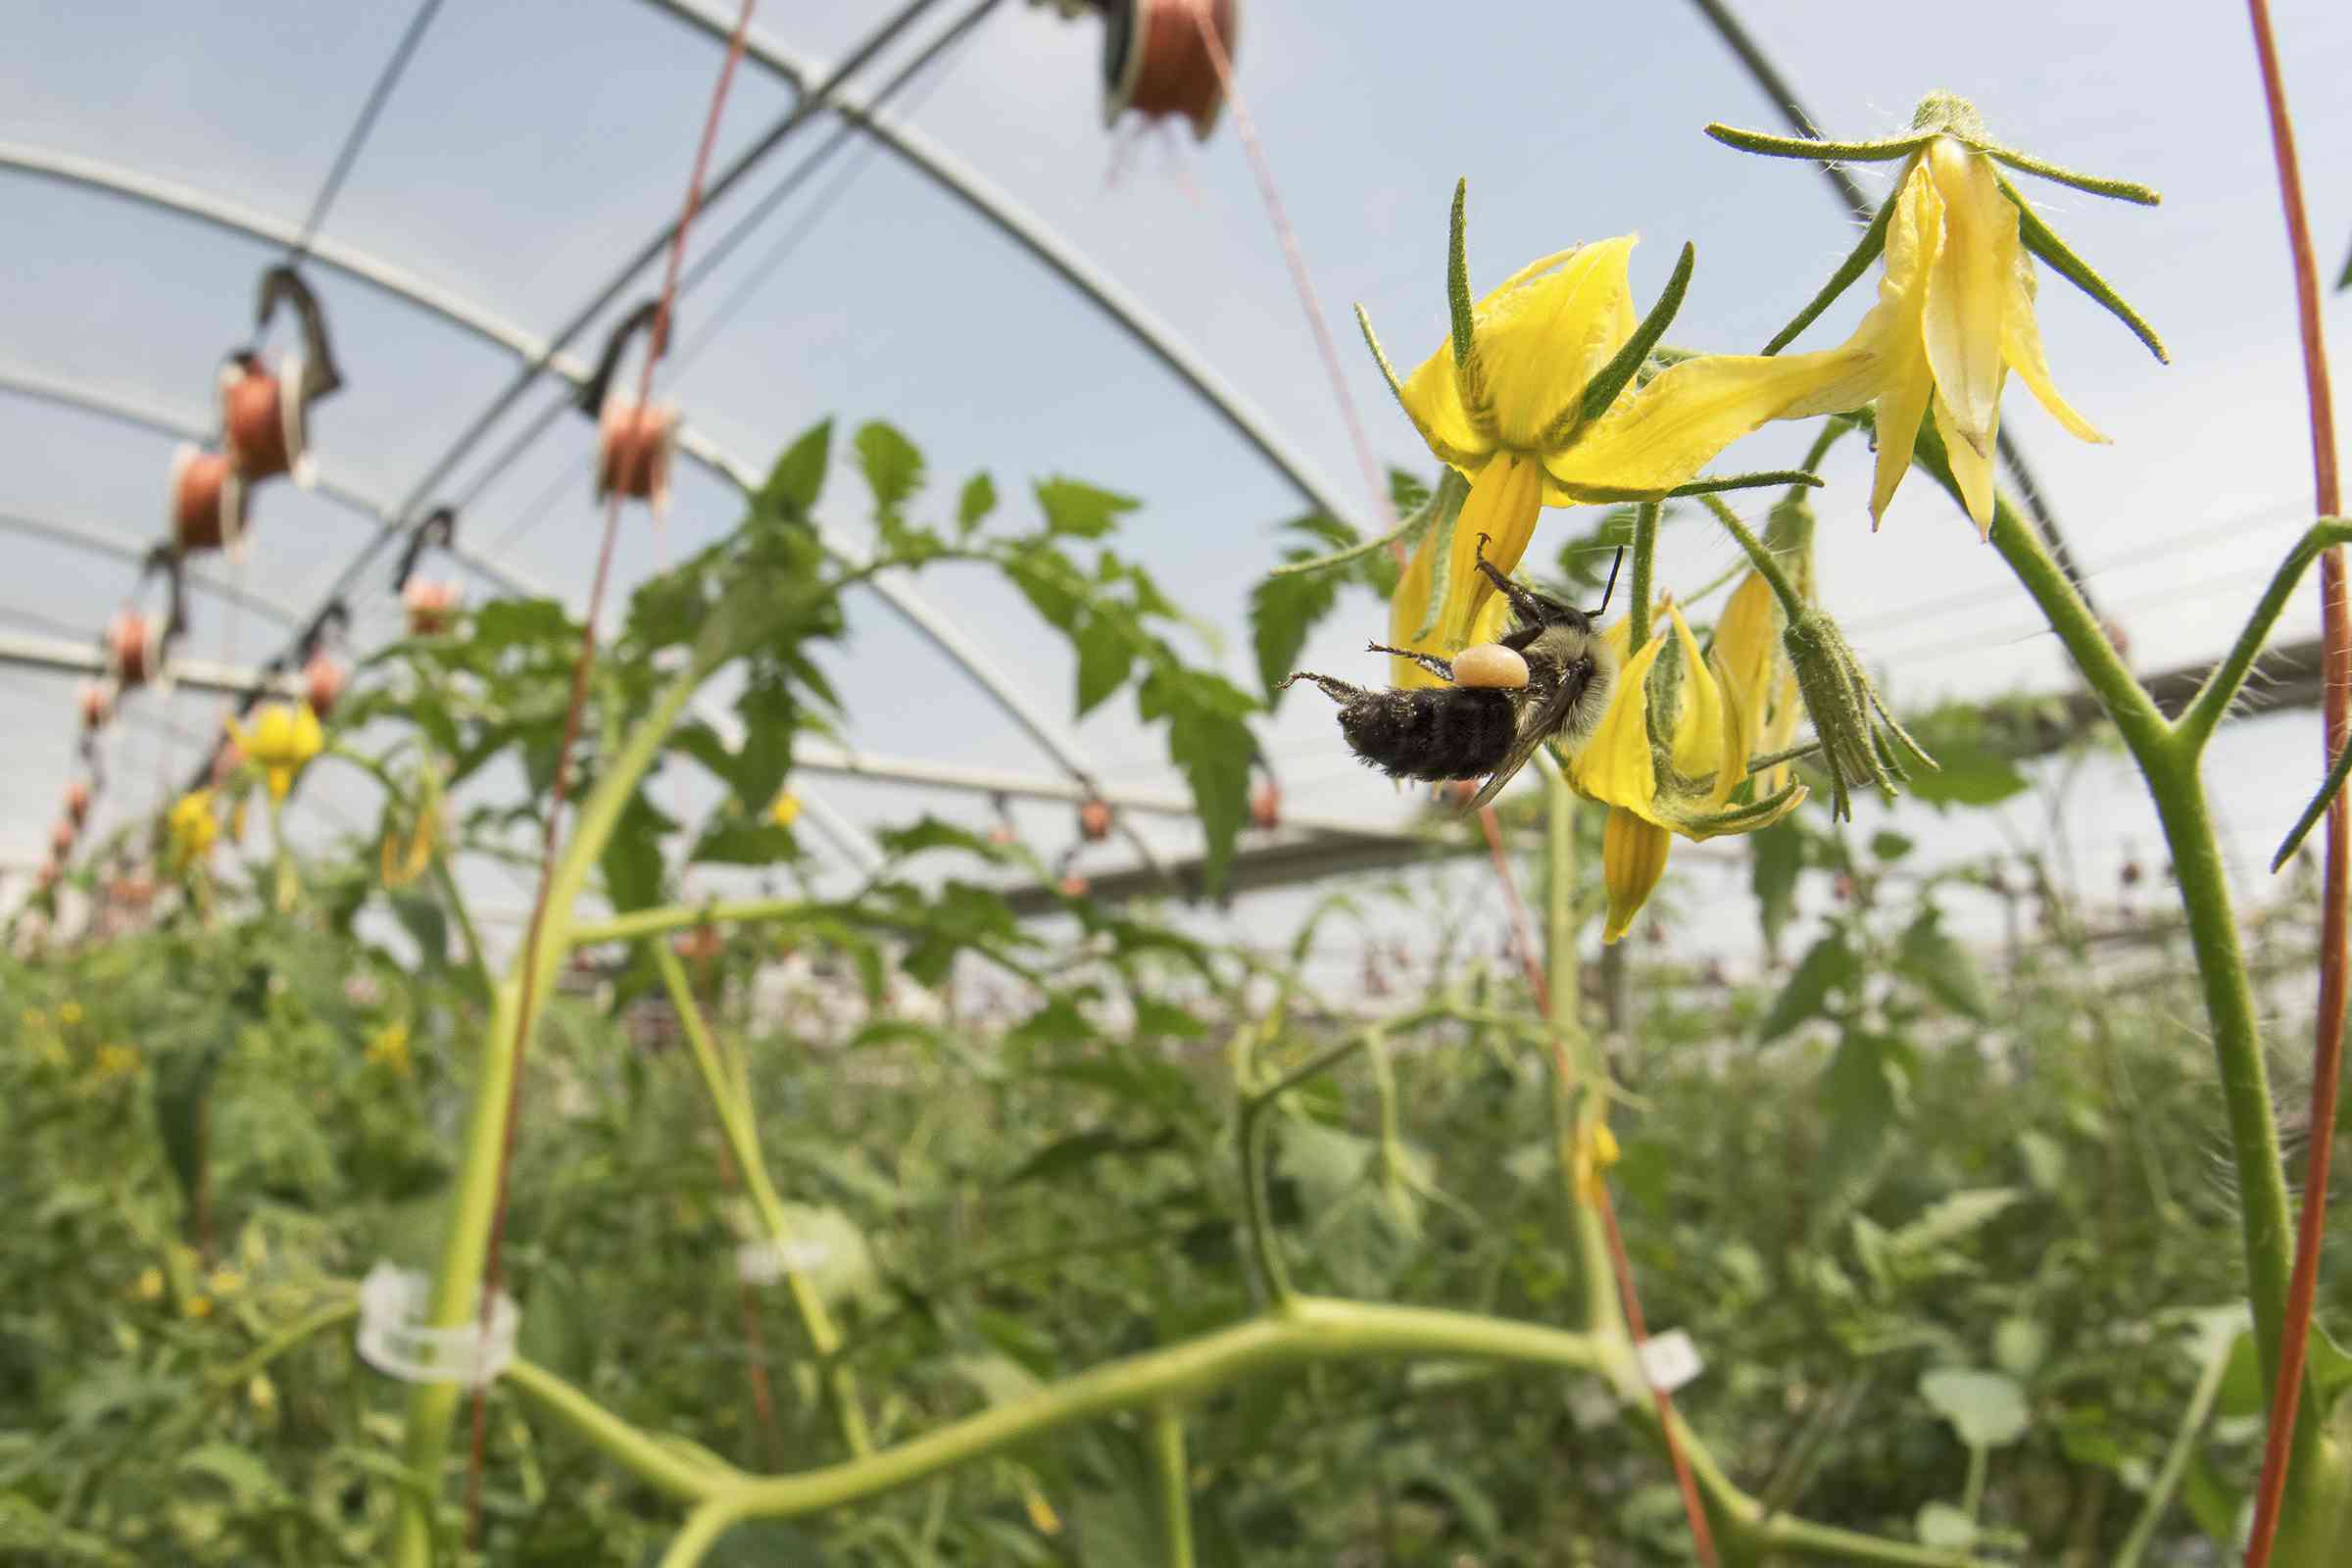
[1364,641,1455,683]
[1470,533,1560,630]
[1279,670,1366,706]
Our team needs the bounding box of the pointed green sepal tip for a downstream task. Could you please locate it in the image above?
[1561,242,1694,442]
[1447,179,1475,370]
[1999,175,2171,364]
[1704,122,1932,165]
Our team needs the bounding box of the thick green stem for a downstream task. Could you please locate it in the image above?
[1151,1404,1195,1568]
[1541,757,1621,1336]
[391,658,711,1567]
[652,942,872,1457]
[503,1358,742,1502]
[569,896,811,950]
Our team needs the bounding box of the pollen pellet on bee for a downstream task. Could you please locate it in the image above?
[1451,643,1530,690]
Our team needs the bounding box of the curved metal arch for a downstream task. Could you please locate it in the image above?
[0,363,887,876]
[642,0,1366,533]
[0,364,545,599]
[0,140,1123,818]
[0,507,304,629]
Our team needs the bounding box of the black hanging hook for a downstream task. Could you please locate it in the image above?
[254,265,345,404]
[575,299,663,418]
[391,507,457,594]
[138,542,190,643]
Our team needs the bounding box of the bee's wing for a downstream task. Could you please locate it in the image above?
[1461,671,1588,812]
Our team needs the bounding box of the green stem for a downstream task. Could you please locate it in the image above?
[651,943,872,1457]
[698,1298,1607,1523]
[1151,1404,1195,1568]
[1629,502,1661,646]
[656,1501,742,1568]
[1541,756,1621,1336]
[2115,1323,2237,1568]
[503,1358,742,1502]
[569,896,810,950]
[2176,518,2352,754]
[391,656,712,1567]
[1698,493,1806,619]
[209,1294,358,1394]
[1236,1032,1377,1307]
[1960,1444,1987,1523]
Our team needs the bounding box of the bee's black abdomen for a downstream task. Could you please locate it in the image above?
[1337,688,1517,782]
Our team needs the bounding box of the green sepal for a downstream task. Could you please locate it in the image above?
[1765,191,1897,355]
[1267,472,1449,578]
[1446,178,1476,369]
[1558,242,1695,442]
[1705,122,1933,164]
[1998,173,2170,364]
[1410,469,1470,646]
[1679,780,1808,841]
[1974,140,2160,207]
[1667,468,1825,501]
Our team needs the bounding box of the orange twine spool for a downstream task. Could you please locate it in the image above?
[219,354,312,485]
[49,819,75,859]
[107,610,161,690]
[1103,0,1239,140]
[304,650,346,718]
[78,683,112,733]
[403,578,463,637]
[63,780,90,827]
[594,398,678,515]
[170,446,251,557]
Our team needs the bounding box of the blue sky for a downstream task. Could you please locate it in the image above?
[3,1,2347,963]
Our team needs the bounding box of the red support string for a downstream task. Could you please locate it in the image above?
[1471,803,1720,1566]
[2239,1,2345,1562]
[460,2,759,1544]
[1184,6,1396,541]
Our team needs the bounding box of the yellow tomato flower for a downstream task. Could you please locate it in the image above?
[168,791,220,871]
[1359,187,1882,649]
[58,1001,83,1027]
[223,703,323,804]
[1573,601,1807,942]
[208,1266,244,1298]
[365,1020,412,1076]
[1385,514,1511,690]
[133,1266,165,1302]
[90,1044,140,1084]
[1853,140,2106,535]
[768,792,802,828]
[183,1295,214,1320]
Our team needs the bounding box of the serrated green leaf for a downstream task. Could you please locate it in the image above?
[854,421,924,512]
[1896,907,1992,1020]
[1249,561,1342,705]
[761,419,833,519]
[1074,613,1137,718]
[1034,476,1140,539]
[1759,934,1857,1042]
[956,470,998,534]
[1750,820,1802,951]
[600,793,673,912]
[1920,1366,2031,1448]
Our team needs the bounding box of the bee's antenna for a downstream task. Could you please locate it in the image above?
[1593,547,1626,617]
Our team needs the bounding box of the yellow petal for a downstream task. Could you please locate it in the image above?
[1601,806,1671,945]
[1388,522,1441,689]
[1921,139,2009,459]
[1466,236,1640,449]
[1713,570,1779,715]
[1397,349,1494,469]
[1932,390,1998,536]
[2000,244,2107,444]
[1437,452,1545,648]
[1866,159,1945,524]
[1543,342,1882,502]
[1665,601,1725,781]
[1572,624,1668,817]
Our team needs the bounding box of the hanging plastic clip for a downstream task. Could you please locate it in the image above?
[355,1262,518,1388]
[579,299,678,516]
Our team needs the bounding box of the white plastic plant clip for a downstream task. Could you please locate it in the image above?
[735,1238,830,1287]
[355,1261,518,1388]
[1636,1328,1704,1394]
[1566,1376,1621,1431]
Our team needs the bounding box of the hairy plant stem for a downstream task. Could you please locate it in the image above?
[652,942,873,1456]
[390,657,711,1568]
[1541,756,1622,1337]
[1629,501,1661,646]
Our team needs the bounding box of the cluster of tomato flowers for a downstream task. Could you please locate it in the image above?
[1354,91,2161,940]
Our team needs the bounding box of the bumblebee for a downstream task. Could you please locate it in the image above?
[1283,536,1619,810]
